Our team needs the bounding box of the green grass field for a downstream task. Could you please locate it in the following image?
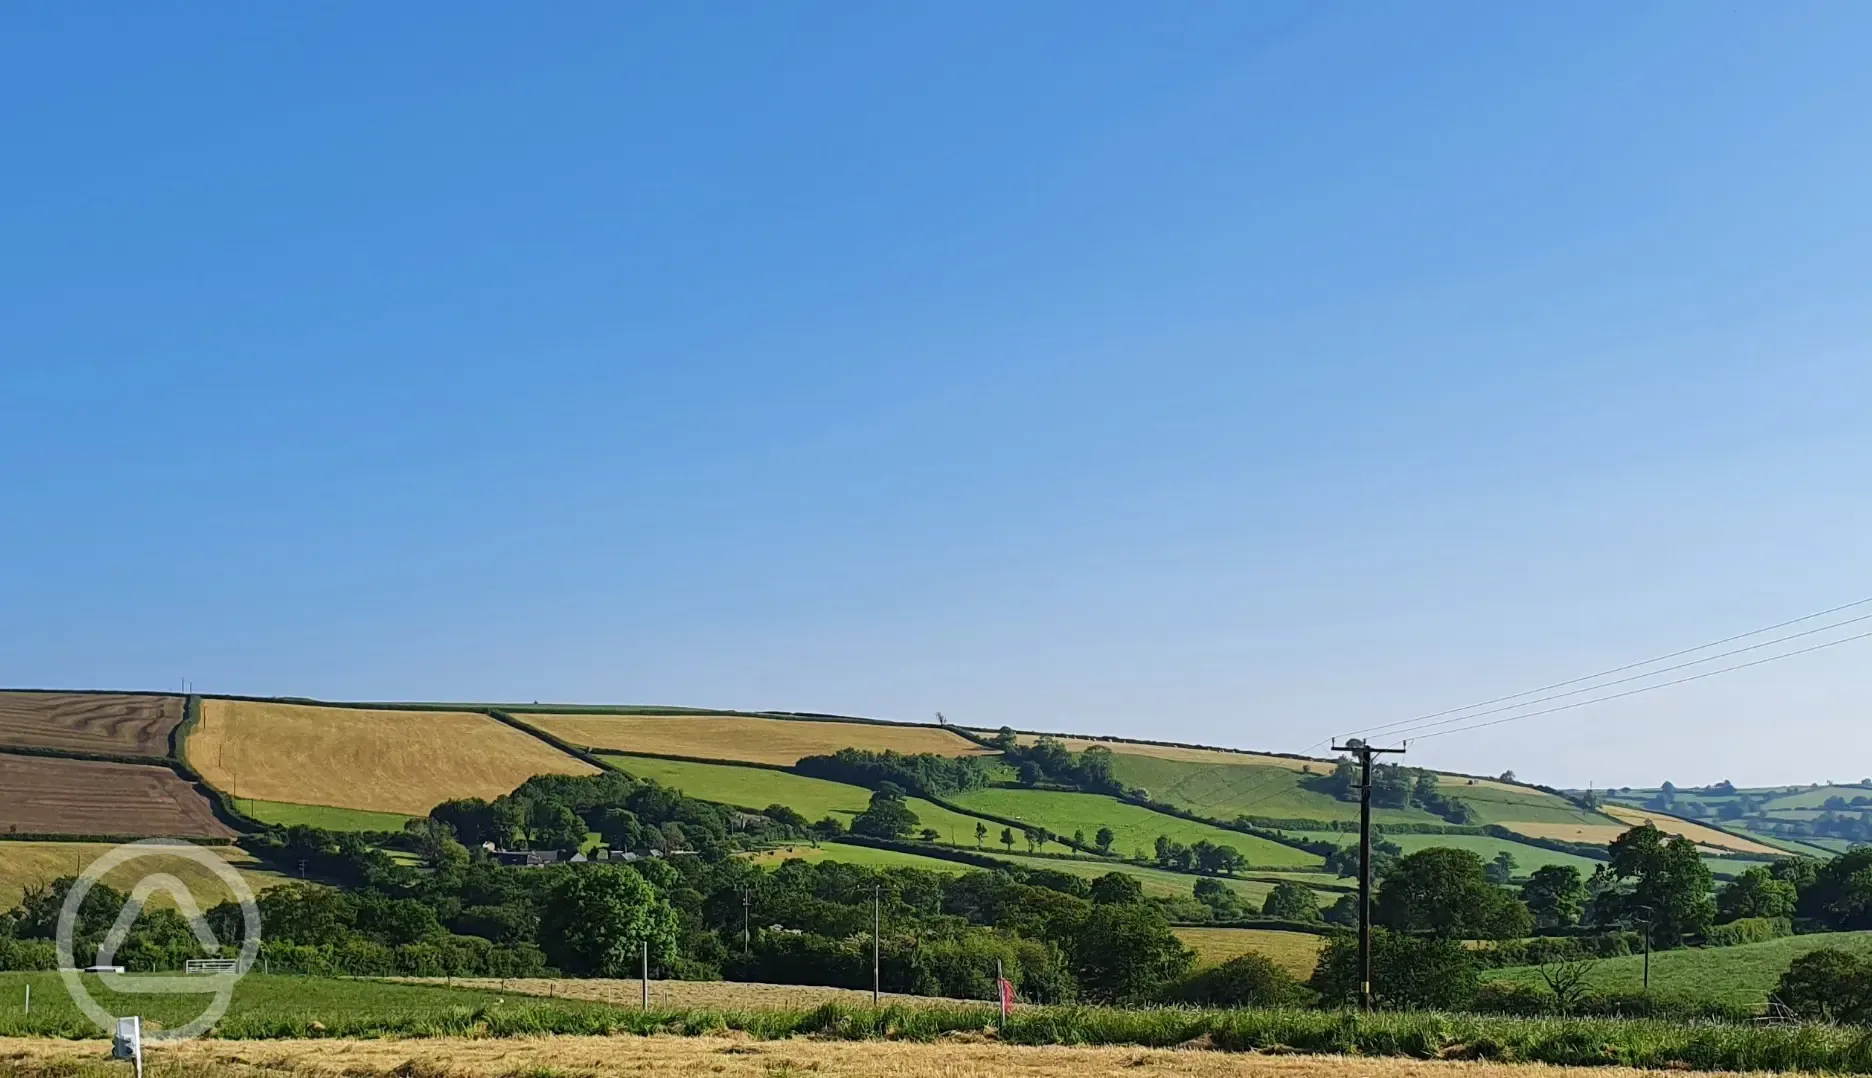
[1285,830,1608,876]
[597,754,993,846]
[1481,930,1872,1006]
[976,849,1326,906]
[1103,753,1444,826]
[748,841,974,873]
[1757,784,1872,810]
[0,971,567,1035]
[947,787,1323,868]
[235,798,416,832]
[1452,784,1619,828]
[1173,926,1328,976]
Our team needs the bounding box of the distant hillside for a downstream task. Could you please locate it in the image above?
[1595,779,1872,857]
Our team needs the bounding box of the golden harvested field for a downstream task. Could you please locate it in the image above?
[0,840,284,909]
[0,1036,1781,1078]
[1172,927,1327,978]
[0,691,183,757]
[526,713,987,766]
[1601,804,1784,856]
[187,701,598,816]
[1494,821,1629,844]
[394,977,969,1009]
[1014,735,1321,772]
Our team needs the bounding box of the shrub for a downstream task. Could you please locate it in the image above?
[1703,916,1791,948]
[1776,948,1872,1023]
[1310,928,1478,1011]
[1171,953,1313,1007]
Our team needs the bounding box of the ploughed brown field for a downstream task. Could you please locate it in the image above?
[0,755,234,838]
[0,691,183,757]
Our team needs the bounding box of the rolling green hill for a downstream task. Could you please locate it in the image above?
[946,787,1323,868]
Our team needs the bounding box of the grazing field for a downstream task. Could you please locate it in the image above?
[601,754,996,843]
[978,850,1333,907]
[232,799,416,832]
[0,691,183,757]
[1757,783,1872,810]
[531,713,985,766]
[0,840,284,909]
[1450,784,1620,830]
[1173,926,1327,976]
[748,842,970,874]
[0,755,234,838]
[1483,930,1872,1005]
[187,701,598,816]
[946,788,1323,868]
[1285,830,1607,876]
[1600,804,1784,856]
[1105,753,1444,825]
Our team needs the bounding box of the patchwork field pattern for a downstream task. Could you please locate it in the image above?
[533,713,986,766]
[1600,804,1784,856]
[0,691,183,757]
[0,755,234,838]
[0,840,283,909]
[947,787,1324,868]
[188,701,598,816]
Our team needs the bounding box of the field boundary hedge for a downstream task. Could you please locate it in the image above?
[0,831,235,845]
[485,709,620,774]
[827,835,1022,871]
[168,694,267,834]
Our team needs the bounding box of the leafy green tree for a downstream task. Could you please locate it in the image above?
[1193,877,1246,918]
[1068,902,1193,1003]
[1486,851,1517,885]
[1073,828,1087,850]
[1604,824,1715,944]
[539,865,680,977]
[525,800,589,852]
[1374,847,1531,939]
[764,804,809,830]
[1261,880,1321,922]
[1095,826,1115,855]
[1521,865,1587,930]
[851,788,920,839]
[974,821,988,848]
[1796,847,1872,930]
[1000,827,1015,852]
[1776,948,1872,1022]
[1311,928,1478,1010]
[1174,952,1312,1007]
[1717,866,1797,922]
[1089,872,1144,906]
[1323,893,1358,926]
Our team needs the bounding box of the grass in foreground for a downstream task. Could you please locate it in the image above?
[1482,929,1872,1005]
[7,991,1872,1074]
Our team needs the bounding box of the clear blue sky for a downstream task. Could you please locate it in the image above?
[4,6,1869,788]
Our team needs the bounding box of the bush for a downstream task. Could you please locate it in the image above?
[1703,916,1791,948]
[1171,953,1313,1007]
[1311,928,1478,1010]
[1776,948,1872,1023]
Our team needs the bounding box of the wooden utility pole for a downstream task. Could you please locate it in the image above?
[1332,739,1405,1011]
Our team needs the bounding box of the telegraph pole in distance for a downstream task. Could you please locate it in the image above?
[1331,738,1405,1012]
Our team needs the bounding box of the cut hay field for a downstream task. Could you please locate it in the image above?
[599,754,994,844]
[233,799,416,832]
[0,840,285,909]
[1600,804,1784,857]
[531,713,985,766]
[0,691,182,757]
[747,842,971,874]
[1483,930,1872,1005]
[1173,926,1327,977]
[187,701,598,816]
[0,755,233,838]
[0,1029,1835,1078]
[1013,734,1322,771]
[946,788,1323,868]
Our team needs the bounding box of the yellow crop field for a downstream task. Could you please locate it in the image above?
[525,713,988,766]
[1601,804,1784,856]
[188,701,598,816]
[1014,735,1321,771]
[1494,821,1629,845]
[0,1035,1756,1078]
[1173,927,1326,978]
[0,841,285,910]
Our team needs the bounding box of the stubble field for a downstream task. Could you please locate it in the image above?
[0,755,233,838]
[186,701,598,816]
[0,691,183,757]
[530,713,987,766]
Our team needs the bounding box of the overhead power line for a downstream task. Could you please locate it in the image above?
[1405,626,1872,743]
[1339,594,1872,744]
